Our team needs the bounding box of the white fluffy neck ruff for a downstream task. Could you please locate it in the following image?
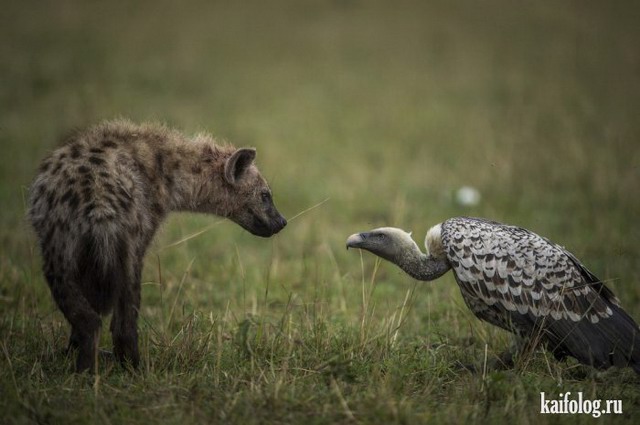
[376,227,414,239]
[425,223,445,258]
[377,226,420,248]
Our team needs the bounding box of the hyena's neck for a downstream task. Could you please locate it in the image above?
[136,137,232,217]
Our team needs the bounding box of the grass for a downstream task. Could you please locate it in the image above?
[1,0,640,423]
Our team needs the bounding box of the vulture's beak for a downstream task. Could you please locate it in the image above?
[346,232,368,250]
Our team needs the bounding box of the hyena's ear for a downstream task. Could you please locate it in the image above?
[224,148,256,185]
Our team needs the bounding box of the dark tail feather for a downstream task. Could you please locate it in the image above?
[559,252,640,372]
[547,303,640,373]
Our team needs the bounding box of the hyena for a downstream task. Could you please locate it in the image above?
[28,119,287,372]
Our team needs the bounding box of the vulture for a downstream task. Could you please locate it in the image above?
[346,217,640,373]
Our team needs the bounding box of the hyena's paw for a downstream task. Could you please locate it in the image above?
[67,333,81,353]
[113,333,140,369]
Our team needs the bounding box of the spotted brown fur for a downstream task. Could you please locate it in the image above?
[28,119,287,372]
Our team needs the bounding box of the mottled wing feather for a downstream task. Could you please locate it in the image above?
[441,217,640,370]
[442,218,613,325]
[561,246,621,307]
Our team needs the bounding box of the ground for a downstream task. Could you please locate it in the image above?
[1,0,639,423]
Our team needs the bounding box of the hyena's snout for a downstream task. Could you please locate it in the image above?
[243,202,287,238]
[261,206,287,237]
[272,211,287,233]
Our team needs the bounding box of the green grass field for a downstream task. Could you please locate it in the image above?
[2,0,640,423]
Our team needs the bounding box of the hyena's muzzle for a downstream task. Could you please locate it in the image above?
[242,196,287,238]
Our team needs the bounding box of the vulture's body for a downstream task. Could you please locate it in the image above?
[347,217,640,373]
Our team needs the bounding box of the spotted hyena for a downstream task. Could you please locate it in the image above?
[28,119,287,372]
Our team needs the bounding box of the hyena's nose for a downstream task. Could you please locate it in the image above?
[278,215,287,229]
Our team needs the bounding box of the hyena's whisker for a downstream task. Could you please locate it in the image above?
[288,197,331,223]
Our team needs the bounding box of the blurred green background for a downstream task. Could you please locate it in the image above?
[1,0,639,423]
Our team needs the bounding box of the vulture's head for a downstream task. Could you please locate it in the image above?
[346,227,420,265]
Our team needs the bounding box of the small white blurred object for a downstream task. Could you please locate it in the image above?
[455,186,481,207]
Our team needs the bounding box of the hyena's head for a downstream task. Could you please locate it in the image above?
[218,148,287,238]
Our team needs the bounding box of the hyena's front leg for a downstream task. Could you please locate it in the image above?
[67,326,82,353]
[111,260,141,369]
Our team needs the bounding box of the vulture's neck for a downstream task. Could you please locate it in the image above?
[395,245,450,282]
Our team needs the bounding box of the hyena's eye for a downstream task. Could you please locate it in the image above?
[261,191,271,202]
